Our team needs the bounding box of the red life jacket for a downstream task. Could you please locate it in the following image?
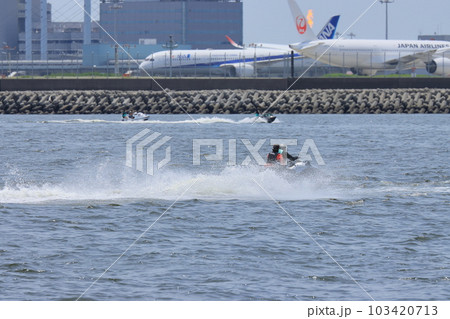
[276,153,285,164]
[267,152,285,165]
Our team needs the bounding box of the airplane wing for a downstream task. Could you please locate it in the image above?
[435,47,450,56]
[384,50,440,67]
[218,54,302,69]
[219,62,245,69]
[289,41,322,52]
[251,55,304,65]
[248,43,291,51]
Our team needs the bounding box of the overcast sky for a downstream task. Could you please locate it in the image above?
[49,0,450,44]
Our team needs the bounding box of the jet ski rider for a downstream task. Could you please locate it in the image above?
[266,144,298,165]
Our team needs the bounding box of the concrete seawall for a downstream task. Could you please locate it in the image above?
[2,77,450,91]
[1,88,449,114]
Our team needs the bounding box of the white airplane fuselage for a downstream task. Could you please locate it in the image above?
[139,12,340,77]
[287,0,450,76]
[291,39,450,72]
[139,46,302,76]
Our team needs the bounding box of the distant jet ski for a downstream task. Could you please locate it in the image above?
[122,111,149,121]
[255,112,276,123]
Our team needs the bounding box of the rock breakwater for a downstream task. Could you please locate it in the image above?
[1,89,449,114]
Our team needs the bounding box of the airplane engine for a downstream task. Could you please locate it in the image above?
[236,64,255,77]
[223,63,255,77]
[425,57,450,76]
[350,68,378,76]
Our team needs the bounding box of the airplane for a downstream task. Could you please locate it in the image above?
[287,0,450,76]
[139,15,340,77]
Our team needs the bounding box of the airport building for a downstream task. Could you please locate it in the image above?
[17,19,102,61]
[0,0,19,57]
[1,0,243,75]
[419,34,450,42]
[15,0,102,61]
[99,0,243,49]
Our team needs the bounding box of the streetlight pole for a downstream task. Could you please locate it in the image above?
[380,0,394,40]
[1,52,4,76]
[162,35,178,78]
[110,1,123,76]
[3,42,14,75]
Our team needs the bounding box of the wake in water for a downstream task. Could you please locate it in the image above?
[40,116,280,125]
[4,156,447,204]
[0,162,335,204]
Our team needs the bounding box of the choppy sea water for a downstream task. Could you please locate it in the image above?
[0,114,448,301]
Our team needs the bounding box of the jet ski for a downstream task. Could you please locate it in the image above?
[122,112,149,121]
[287,159,317,176]
[266,159,315,173]
[255,112,276,123]
[265,144,318,177]
[263,159,318,184]
[262,114,277,123]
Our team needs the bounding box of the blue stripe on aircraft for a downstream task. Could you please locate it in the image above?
[168,53,302,68]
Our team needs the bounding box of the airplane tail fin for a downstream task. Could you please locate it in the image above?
[225,35,244,49]
[317,15,340,40]
[287,0,317,42]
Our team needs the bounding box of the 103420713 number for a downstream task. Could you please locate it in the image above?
[368,305,438,316]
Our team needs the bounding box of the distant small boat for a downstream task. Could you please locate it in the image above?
[122,112,149,121]
[256,113,276,123]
